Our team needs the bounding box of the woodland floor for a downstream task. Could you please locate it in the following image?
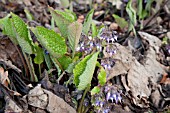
[0,0,170,113]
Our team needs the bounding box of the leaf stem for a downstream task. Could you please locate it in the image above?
[53,57,64,72]
[78,84,90,113]
[23,53,38,82]
[14,44,29,77]
[57,71,65,84]
[38,64,41,77]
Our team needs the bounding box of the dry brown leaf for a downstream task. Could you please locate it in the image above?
[160,73,170,84]
[0,67,10,87]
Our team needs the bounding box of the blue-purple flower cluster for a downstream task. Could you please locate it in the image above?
[76,28,118,56]
[92,85,122,113]
[99,29,118,43]
[100,28,118,70]
[76,34,102,54]
[101,58,115,70]
[76,27,118,71]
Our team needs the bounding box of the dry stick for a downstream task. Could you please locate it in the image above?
[143,0,169,29]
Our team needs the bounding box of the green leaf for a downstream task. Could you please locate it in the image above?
[44,51,53,70]
[137,0,148,20]
[91,86,100,95]
[126,0,137,35]
[162,37,168,45]
[137,0,143,19]
[68,21,82,57]
[64,9,77,21]
[51,57,62,76]
[24,8,34,21]
[145,0,154,16]
[31,26,67,57]
[66,60,79,73]
[57,55,72,70]
[11,13,34,54]
[91,22,97,38]
[34,42,44,64]
[83,9,94,35]
[126,0,137,25]
[0,14,18,44]
[113,14,128,29]
[126,0,137,30]
[49,7,74,38]
[98,67,106,86]
[73,52,99,90]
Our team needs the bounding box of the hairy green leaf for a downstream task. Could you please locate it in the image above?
[83,9,94,35]
[11,13,34,54]
[0,15,18,44]
[64,9,77,21]
[73,52,99,90]
[34,43,44,64]
[57,55,72,70]
[73,56,91,87]
[91,86,100,95]
[31,26,67,57]
[91,22,97,38]
[98,67,106,86]
[113,14,128,29]
[49,7,74,38]
[68,21,82,57]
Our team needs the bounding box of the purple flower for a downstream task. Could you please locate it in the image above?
[112,31,118,41]
[117,93,122,103]
[96,43,102,51]
[103,108,110,113]
[104,86,110,93]
[106,91,111,101]
[100,101,105,108]
[111,93,117,103]
[45,50,49,54]
[123,0,129,2]
[105,87,122,104]
[107,65,111,70]
[84,99,89,106]
[89,41,94,47]
[166,45,170,55]
[95,100,100,106]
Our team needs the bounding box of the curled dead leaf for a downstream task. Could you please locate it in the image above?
[0,67,10,87]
